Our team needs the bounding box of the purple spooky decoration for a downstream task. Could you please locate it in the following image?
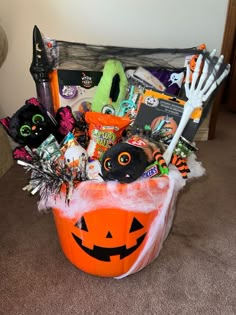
[148,69,185,96]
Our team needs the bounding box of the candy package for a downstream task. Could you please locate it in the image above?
[85,112,130,160]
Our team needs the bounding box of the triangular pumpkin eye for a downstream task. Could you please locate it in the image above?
[129,217,144,232]
[106,231,113,238]
[75,216,88,231]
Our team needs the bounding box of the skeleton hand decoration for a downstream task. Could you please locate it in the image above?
[163,50,230,165]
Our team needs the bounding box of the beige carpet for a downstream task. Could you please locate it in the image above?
[0,109,235,315]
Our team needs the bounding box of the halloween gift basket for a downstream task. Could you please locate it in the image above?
[0,26,230,278]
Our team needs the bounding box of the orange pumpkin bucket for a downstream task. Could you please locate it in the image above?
[50,175,178,278]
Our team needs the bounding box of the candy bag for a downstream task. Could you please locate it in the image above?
[85,112,130,160]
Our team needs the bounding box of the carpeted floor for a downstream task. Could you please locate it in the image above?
[0,109,235,315]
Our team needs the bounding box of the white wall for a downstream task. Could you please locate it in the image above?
[0,0,229,117]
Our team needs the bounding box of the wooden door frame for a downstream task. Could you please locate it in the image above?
[208,0,236,139]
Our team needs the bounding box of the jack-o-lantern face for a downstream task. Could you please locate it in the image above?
[72,213,146,261]
[52,177,172,277]
[53,208,157,277]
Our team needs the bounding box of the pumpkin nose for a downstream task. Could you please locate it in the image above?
[106,231,112,238]
[32,125,36,131]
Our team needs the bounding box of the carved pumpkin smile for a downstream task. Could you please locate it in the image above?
[72,215,147,261]
[72,232,146,261]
